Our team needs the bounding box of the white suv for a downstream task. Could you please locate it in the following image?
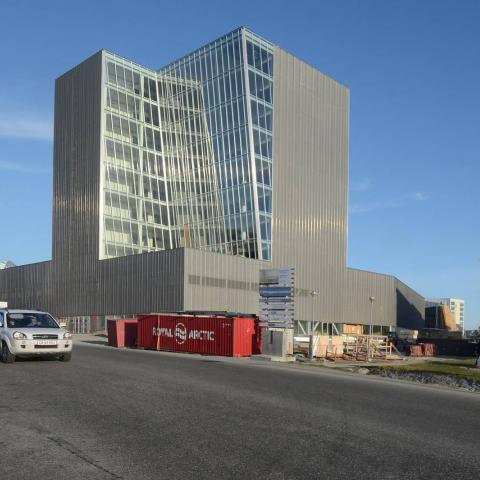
[0,309,72,363]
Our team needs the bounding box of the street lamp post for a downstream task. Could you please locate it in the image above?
[368,296,376,360]
[309,290,318,360]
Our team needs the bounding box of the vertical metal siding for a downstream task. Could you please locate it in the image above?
[342,268,396,327]
[52,51,103,263]
[0,52,185,318]
[270,48,349,323]
[394,277,425,329]
[183,248,263,313]
[342,269,425,328]
[183,49,351,323]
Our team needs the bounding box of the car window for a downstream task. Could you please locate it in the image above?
[6,313,59,329]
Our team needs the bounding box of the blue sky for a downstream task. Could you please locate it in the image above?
[0,0,478,327]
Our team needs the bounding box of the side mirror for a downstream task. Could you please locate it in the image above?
[59,322,67,328]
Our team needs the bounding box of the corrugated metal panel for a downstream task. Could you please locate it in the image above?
[343,268,396,327]
[270,48,349,323]
[0,261,53,311]
[184,49,351,323]
[184,248,264,313]
[52,51,103,263]
[0,249,185,317]
[342,269,425,328]
[394,277,425,329]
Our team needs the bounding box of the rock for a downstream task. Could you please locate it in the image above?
[358,368,370,375]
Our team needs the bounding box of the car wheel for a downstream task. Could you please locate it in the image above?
[1,342,16,364]
[59,352,72,362]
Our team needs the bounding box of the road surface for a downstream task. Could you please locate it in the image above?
[0,340,479,479]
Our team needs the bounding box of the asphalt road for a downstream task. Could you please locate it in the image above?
[0,341,479,480]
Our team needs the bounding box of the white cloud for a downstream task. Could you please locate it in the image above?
[0,160,49,174]
[0,117,53,141]
[350,178,372,192]
[413,191,428,201]
[350,191,429,214]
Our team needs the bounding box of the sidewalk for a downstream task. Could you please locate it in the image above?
[73,333,108,346]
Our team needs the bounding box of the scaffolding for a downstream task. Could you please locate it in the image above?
[342,335,394,361]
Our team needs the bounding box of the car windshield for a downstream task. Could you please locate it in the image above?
[6,313,59,329]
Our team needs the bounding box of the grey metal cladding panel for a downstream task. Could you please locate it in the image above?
[394,277,425,329]
[184,248,264,313]
[0,249,184,318]
[52,51,103,264]
[343,268,396,327]
[56,248,185,317]
[89,248,185,316]
[272,48,350,323]
[0,262,54,312]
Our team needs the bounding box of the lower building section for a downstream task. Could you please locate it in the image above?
[0,249,424,332]
[343,268,424,331]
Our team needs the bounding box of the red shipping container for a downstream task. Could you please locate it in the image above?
[253,319,263,355]
[137,314,257,357]
[410,345,423,357]
[422,343,438,357]
[107,319,138,348]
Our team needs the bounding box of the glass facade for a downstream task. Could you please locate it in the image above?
[101,28,274,260]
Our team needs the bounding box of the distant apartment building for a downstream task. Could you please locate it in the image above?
[426,298,465,334]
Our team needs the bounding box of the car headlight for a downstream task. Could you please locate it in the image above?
[63,332,72,339]
[13,331,27,340]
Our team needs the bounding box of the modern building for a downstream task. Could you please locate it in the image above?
[0,27,424,333]
[426,298,465,335]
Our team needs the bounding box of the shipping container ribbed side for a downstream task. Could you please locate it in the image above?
[137,314,257,357]
[107,319,138,348]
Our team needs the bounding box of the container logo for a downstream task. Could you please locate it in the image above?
[175,323,187,344]
[152,322,215,343]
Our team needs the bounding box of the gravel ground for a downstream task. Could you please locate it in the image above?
[368,367,480,392]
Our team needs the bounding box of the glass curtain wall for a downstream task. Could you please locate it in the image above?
[158,75,224,251]
[101,28,274,261]
[161,28,274,260]
[244,29,274,260]
[103,54,171,259]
